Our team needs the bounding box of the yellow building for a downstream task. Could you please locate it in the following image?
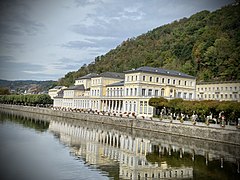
[53,66,196,117]
[196,81,240,102]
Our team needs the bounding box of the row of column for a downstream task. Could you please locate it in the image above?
[101,100,123,113]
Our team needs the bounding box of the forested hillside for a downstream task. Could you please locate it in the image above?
[59,2,240,86]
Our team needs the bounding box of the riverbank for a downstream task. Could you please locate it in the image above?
[0,104,240,145]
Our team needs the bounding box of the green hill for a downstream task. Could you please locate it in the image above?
[58,2,240,86]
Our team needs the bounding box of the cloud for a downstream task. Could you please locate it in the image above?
[0,56,48,80]
[0,0,44,37]
[62,37,121,50]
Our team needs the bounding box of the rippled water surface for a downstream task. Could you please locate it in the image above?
[0,109,239,180]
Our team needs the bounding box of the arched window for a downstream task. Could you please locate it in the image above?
[161,88,165,97]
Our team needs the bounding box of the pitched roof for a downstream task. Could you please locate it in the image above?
[106,80,125,87]
[125,66,195,79]
[64,85,85,90]
[95,72,125,79]
[76,73,98,80]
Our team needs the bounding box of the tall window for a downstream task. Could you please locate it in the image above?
[142,89,146,96]
[126,88,129,96]
[150,77,152,82]
[135,88,137,96]
[173,79,175,84]
[179,80,181,85]
[156,77,159,83]
[162,78,165,83]
[161,88,165,97]
[148,89,152,96]
[155,90,158,96]
[168,79,170,84]
[143,76,146,81]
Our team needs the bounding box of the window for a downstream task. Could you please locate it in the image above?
[230,94,232,98]
[221,87,223,91]
[173,79,176,84]
[143,76,145,81]
[126,88,129,96]
[150,77,152,82]
[134,88,137,96]
[185,81,187,86]
[230,87,232,91]
[162,78,165,83]
[144,101,147,114]
[156,77,159,83]
[161,88,165,97]
[178,92,181,98]
[130,88,133,96]
[189,93,193,99]
[155,90,158,96]
[221,94,223,98]
[209,87,211,91]
[168,79,170,84]
[225,94,228,99]
[135,75,137,81]
[209,94,211,98]
[179,80,181,85]
[142,89,146,96]
[148,89,152,96]
[183,93,187,99]
[225,87,228,90]
[131,76,134,81]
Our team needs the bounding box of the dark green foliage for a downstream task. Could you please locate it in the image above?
[58,3,240,86]
[149,97,240,121]
[0,87,10,95]
[0,94,53,106]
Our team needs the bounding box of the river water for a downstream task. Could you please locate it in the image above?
[0,109,239,180]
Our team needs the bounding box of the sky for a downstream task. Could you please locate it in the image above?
[0,0,234,81]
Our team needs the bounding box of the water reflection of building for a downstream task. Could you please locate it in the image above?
[49,120,193,179]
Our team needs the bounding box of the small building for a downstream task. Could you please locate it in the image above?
[48,86,67,99]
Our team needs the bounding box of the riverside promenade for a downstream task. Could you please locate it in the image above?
[0,104,240,145]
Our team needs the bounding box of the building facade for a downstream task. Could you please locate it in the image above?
[196,81,240,102]
[53,66,196,117]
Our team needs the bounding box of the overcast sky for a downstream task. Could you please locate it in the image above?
[0,0,234,81]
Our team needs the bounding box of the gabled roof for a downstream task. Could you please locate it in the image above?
[76,73,98,80]
[53,86,65,89]
[64,85,85,90]
[96,72,125,79]
[125,66,195,79]
[106,80,125,87]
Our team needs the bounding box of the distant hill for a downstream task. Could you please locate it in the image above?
[0,79,57,94]
[58,2,240,86]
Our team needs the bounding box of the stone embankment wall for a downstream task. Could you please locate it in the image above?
[1,104,240,145]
